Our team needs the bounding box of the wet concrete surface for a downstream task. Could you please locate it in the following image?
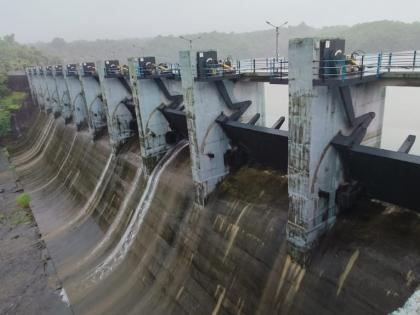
[0,145,72,315]
[3,111,420,314]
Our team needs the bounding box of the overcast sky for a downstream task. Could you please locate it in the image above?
[1,0,419,43]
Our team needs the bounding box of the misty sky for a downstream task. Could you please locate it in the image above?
[1,0,419,43]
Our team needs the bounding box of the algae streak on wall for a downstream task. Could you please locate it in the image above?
[7,111,420,315]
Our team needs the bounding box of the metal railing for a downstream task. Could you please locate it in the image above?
[135,63,180,78]
[315,50,420,81]
[198,58,289,79]
[237,58,288,76]
[104,65,130,77]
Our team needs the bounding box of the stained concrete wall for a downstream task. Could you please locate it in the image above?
[78,70,107,139]
[26,70,37,107]
[64,68,89,130]
[29,72,41,108]
[350,81,386,146]
[40,68,53,113]
[179,50,266,205]
[54,73,73,123]
[128,58,182,173]
[45,73,60,116]
[33,72,48,111]
[97,61,134,149]
[287,38,387,261]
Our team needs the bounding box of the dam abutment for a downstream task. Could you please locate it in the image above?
[15,36,420,314]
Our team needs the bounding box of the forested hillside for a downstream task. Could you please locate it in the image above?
[0,35,49,137]
[0,34,49,98]
[32,20,420,63]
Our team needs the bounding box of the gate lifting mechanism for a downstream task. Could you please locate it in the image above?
[82,62,97,77]
[315,38,365,84]
[104,60,129,78]
[54,65,63,76]
[196,50,236,79]
[46,66,53,76]
[66,64,77,76]
[135,57,179,79]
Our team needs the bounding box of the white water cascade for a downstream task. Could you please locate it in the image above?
[86,140,188,284]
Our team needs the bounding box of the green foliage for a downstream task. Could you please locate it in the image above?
[0,91,26,109]
[0,33,45,138]
[2,147,9,158]
[9,208,33,226]
[0,34,48,99]
[0,208,33,226]
[0,91,27,137]
[16,193,31,209]
[0,110,11,136]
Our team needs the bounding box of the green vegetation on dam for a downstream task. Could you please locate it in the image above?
[3,111,420,314]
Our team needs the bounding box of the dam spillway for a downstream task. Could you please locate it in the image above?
[4,108,419,315]
[5,37,420,314]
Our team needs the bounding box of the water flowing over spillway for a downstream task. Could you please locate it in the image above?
[83,141,188,288]
[74,161,143,271]
[9,112,420,315]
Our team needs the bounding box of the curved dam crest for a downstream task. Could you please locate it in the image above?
[7,111,420,315]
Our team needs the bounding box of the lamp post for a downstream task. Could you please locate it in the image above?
[265,20,288,61]
[179,35,202,51]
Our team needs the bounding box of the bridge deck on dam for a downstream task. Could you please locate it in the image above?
[2,110,420,315]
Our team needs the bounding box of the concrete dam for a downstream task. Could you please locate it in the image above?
[5,38,420,314]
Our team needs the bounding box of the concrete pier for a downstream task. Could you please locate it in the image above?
[41,66,53,113]
[64,64,89,130]
[128,58,183,173]
[25,69,38,107]
[53,66,72,123]
[78,63,107,140]
[33,68,47,111]
[179,50,265,205]
[96,60,136,151]
[45,67,61,117]
[30,69,42,109]
[287,38,386,262]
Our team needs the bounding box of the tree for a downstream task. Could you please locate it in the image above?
[51,37,66,49]
[3,34,15,44]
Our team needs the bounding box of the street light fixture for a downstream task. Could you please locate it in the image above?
[179,35,202,51]
[265,20,288,61]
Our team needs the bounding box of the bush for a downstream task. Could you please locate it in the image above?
[16,193,31,208]
[0,91,27,137]
[0,110,11,136]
